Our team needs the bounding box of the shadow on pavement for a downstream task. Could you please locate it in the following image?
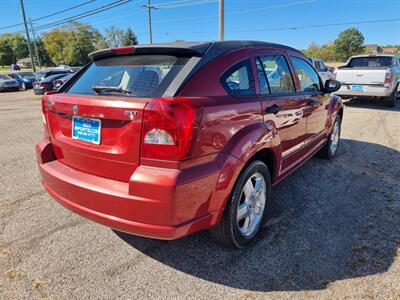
[115,139,400,292]
[343,97,400,111]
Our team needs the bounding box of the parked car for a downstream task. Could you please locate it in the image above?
[334,54,400,106]
[308,57,333,83]
[53,73,74,90]
[36,41,343,248]
[33,70,73,95]
[9,63,20,71]
[0,74,20,92]
[35,69,73,82]
[8,71,36,90]
[33,73,71,95]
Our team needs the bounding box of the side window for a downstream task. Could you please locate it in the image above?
[257,55,295,95]
[221,60,255,97]
[291,57,321,93]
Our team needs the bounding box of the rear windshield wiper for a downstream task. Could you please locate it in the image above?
[92,85,135,95]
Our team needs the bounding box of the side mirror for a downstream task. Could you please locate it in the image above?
[324,79,341,93]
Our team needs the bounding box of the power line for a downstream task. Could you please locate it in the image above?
[152,0,217,9]
[10,0,133,34]
[0,0,97,30]
[33,0,132,32]
[153,0,316,23]
[154,17,400,35]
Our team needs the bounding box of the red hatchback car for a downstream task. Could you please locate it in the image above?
[36,41,343,248]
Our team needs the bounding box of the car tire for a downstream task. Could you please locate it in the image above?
[20,82,26,91]
[317,115,342,159]
[211,160,272,248]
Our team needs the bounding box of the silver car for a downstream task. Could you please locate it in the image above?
[0,74,20,92]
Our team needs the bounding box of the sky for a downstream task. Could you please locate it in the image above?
[1,0,399,49]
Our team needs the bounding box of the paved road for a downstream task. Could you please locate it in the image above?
[1,90,399,299]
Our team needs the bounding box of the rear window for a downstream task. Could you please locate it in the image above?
[18,72,35,78]
[348,56,394,68]
[36,72,47,81]
[67,55,189,98]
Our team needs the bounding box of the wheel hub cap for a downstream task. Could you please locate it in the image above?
[330,121,340,156]
[237,173,266,237]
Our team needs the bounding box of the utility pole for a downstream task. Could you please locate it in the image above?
[29,18,41,69]
[143,0,155,44]
[219,0,224,41]
[19,0,36,72]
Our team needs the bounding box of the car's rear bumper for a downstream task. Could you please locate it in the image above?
[36,139,232,240]
[334,84,393,98]
[0,86,19,91]
[33,87,45,95]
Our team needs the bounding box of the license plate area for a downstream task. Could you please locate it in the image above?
[72,116,101,145]
[351,85,365,91]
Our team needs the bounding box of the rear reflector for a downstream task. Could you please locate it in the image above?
[111,46,135,54]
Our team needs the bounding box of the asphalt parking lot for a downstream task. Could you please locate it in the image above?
[1,90,399,299]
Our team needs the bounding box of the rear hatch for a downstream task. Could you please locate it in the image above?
[45,93,146,181]
[336,69,387,85]
[43,50,195,181]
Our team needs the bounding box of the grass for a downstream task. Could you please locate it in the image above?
[0,66,35,74]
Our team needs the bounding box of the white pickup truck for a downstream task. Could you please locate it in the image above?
[334,54,400,106]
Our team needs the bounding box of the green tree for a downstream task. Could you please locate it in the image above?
[35,37,53,66]
[304,42,320,58]
[0,33,29,65]
[334,27,365,61]
[122,27,138,46]
[0,39,14,65]
[303,42,335,62]
[105,25,125,47]
[43,22,103,66]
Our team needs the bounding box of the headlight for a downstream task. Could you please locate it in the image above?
[0,82,5,87]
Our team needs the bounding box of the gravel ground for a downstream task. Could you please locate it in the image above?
[1,90,399,299]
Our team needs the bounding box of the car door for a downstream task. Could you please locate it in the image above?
[253,50,308,172]
[290,55,330,150]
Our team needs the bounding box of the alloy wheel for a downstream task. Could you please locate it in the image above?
[237,173,266,237]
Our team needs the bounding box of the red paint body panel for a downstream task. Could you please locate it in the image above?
[36,44,343,240]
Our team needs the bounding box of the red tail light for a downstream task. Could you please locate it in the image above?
[384,70,392,85]
[111,46,135,54]
[141,99,201,161]
[41,91,58,139]
[41,95,50,139]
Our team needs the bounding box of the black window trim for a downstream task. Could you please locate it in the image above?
[256,57,271,95]
[290,55,324,95]
[220,59,256,98]
[255,54,297,97]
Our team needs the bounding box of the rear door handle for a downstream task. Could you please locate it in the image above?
[266,104,281,114]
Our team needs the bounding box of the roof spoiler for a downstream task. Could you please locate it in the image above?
[88,42,212,61]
